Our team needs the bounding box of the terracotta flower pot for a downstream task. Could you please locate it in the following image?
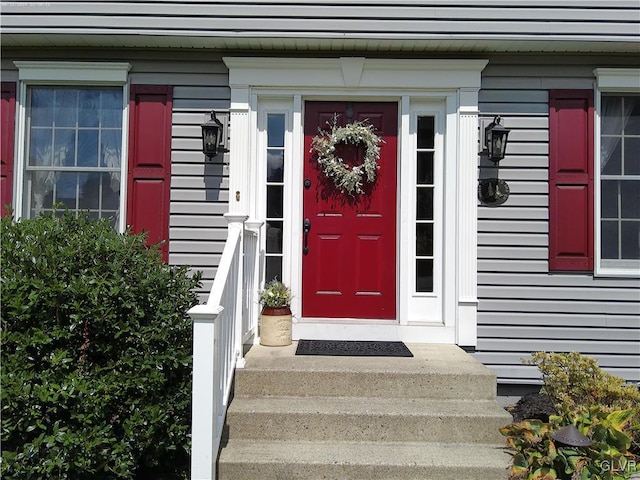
[259,306,292,346]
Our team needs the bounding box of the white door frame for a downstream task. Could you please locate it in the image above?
[224,57,487,346]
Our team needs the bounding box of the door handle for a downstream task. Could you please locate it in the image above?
[303,218,311,255]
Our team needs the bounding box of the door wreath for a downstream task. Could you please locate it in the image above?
[310,116,384,196]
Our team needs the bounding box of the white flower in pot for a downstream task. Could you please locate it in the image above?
[258,279,292,346]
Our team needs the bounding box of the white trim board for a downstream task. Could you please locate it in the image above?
[224,57,487,346]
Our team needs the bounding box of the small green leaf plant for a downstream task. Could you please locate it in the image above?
[501,407,639,479]
[501,352,640,480]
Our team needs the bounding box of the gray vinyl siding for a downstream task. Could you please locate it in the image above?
[2,2,639,52]
[475,55,640,385]
[1,50,231,298]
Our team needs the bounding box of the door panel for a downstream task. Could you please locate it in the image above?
[302,101,398,319]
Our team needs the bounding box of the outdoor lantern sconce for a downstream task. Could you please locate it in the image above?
[201,111,224,159]
[484,116,511,163]
[478,116,511,207]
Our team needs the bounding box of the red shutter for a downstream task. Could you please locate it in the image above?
[1,82,16,217]
[127,85,172,262]
[548,90,594,271]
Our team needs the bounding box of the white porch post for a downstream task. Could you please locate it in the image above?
[190,214,247,480]
[457,89,481,347]
[189,306,221,480]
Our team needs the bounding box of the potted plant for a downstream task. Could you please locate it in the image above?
[258,278,293,346]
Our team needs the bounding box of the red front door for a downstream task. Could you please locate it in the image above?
[302,101,398,319]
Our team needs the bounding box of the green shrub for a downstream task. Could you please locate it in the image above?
[502,352,640,479]
[1,212,201,479]
[500,407,639,480]
[530,351,640,455]
[530,352,640,414]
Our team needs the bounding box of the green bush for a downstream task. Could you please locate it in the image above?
[501,407,639,479]
[530,352,640,414]
[501,352,640,479]
[1,212,201,479]
[531,351,640,456]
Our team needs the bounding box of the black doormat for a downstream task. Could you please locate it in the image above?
[295,340,413,357]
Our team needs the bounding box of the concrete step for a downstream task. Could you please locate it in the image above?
[218,343,511,480]
[218,439,511,480]
[226,395,511,444]
[235,343,499,400]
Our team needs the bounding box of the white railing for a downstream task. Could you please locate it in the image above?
[188,214,248,480]
[241,221,263,347]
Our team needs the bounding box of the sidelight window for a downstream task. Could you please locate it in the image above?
[416,116,436,292]
[265,113,286,283]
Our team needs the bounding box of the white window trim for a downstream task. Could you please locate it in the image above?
[224,56,487,346]
[257,99,295,287]
[593,68,640,277]
[12,61,131,232]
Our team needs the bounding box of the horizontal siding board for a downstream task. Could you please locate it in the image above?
[171,176,229,189]
[479,180,547,194]
[170,240,225,253]
[478,233,548,246]
[172,165,228,179]
[488,366,640,383]
[482,365,542,381]
[130,72,227,86]
[171,228,228,241]
[172,137,209,150]
[479,246,548,260]
[170,213,229,227]
[172,151,231,166]
[479,90,547,104]
[479,326,640,341]
[491,168,548,181]
[478,338,640,355]
[170,201,229,215]
[479,103,549,114]
[504,129,548,143]
[479,207,547,220]
[172,98,230,110]
[496,156,548,169]
[478,220,547,233]
[170,253,222,267]
[479,299,639,316]
[474,352,640,369]
[171,188,228,202]
[479,286,639,302]
[479,273,639,289]
[478,259,549,273]
[491,195,547,207]
[173,86,230,99]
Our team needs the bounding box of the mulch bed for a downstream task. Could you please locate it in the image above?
[506,392,556,423]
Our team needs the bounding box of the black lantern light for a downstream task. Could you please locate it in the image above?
[201,111,224,158]
[484,116,511,162]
